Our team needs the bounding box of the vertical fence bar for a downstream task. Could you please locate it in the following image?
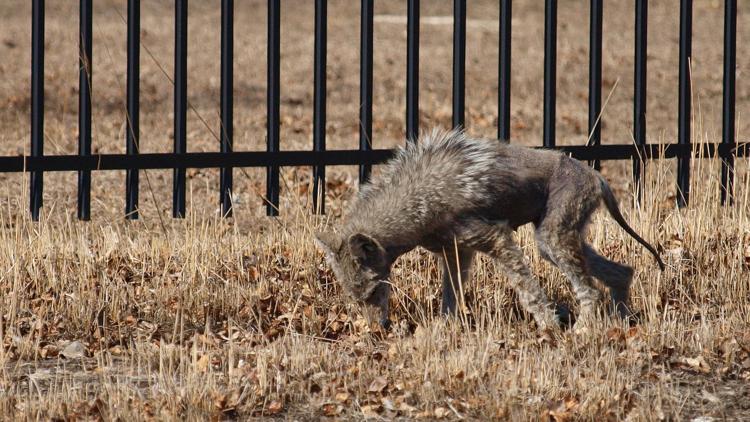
[498,0,511,142]
[359,0,374,183]
[312,0,327,214]
[126,0,140,219]
[677,0,692,208]
[220,0,234,217]
[30,0,45,221]
[267,0,281,216]
[77,0,93,221]
[173,0,188,218]
[452,0,466,129]
[721,0,736,205]
[406,0,419,142]
[633,0,648,201]
[543,0,557,148]
[588,0,602,171]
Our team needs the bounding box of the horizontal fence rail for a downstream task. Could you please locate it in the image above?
[4,143,747,173]
[10,1,745,220]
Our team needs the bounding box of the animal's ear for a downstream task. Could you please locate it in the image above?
[348,233,385,266]
[314,231,341,257]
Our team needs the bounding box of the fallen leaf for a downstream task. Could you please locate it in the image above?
[545,396,579,422]
[434,406,450,418]
[321,403,343,416]
[213,393,228,410]
[676,356,711,374]
[399,402,418,413]
[334,391,350,403]
[368,376,388,394]
[701,389,720,404]
[39,344,59,359]
[195,354,211,372]
[361,404,381,417]
[266,400,283,415]
[606,327,625,343]
[60,341,87,359]
[108,345,125,356]
[381,398,396,412]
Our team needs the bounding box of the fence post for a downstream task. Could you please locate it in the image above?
[543,0,557,148]
[312,0,327,214]
[588,0,603,171]
[173,0,188,218]
[452,0,466,129]
[406,0,419,142]
[498,0,511,142]
[78,0,93,221]
[267,0,281,216]
[721,0,736,205]
[633,0,648,202]
[30,0,45,221]
[677,0,692,208]
[359,0,374,184]
[126,0,140,219]
[220,0,234,217]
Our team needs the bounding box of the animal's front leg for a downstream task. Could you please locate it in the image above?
[438,248,474,315]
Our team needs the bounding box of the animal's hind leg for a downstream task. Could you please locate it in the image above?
[538,240,633,318]
[438,248,474,315]
[584,245,635,318]
[538,163,604,325]
[469,225,559,329]
[537,229,603,320]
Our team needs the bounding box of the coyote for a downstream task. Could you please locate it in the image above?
[315,129,664,330]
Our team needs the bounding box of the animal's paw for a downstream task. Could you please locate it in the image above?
[612,302,641,326]
[379,317,392,331]
[572,307,601,335]
[534,308,564,332]
[555,303,575,330]
[622,309,642,327]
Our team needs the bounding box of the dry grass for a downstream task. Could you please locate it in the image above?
[1,0,750,420]
[1,141,750,420]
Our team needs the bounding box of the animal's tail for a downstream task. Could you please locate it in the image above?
[598,175,665,271]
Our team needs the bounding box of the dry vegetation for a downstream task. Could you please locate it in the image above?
[1,1,750,420]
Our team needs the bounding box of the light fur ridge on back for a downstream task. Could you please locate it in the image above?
[360,128,498,202]
[348,128,549,245]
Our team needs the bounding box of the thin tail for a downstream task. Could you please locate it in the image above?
[598,176,665,271]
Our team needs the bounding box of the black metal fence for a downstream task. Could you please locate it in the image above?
[2,0,747,221]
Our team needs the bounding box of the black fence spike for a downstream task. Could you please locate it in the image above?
[220,0,234,218]
[721,0,737,205]
[677,0,692,208]
[173,0,188,218]
[125,0,140,220]
[30,0,45,221]
[312,0,327,214]
[543,0,557,148]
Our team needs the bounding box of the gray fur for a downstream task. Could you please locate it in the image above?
[315,129,663,329]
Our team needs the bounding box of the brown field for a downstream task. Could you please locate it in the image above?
[2,1,750,420]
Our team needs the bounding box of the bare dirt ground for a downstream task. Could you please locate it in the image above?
[1,1,750,420]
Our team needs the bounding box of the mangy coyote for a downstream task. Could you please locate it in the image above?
[315,129,664,330]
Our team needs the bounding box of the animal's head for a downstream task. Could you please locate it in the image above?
[314,231,392,312]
